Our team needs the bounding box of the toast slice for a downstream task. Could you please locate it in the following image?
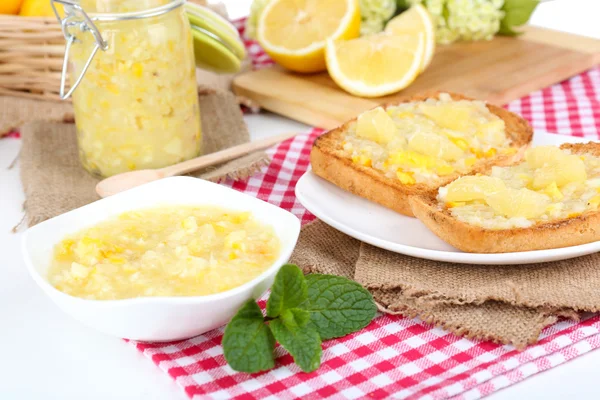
[310,92,533,217]
[410,142,600,253]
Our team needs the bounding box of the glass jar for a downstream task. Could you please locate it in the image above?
[53,0,201,177]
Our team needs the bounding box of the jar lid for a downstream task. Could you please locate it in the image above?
[56,0,185,21]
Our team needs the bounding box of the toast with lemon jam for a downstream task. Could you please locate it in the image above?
[410,143,600,253]
[310,92,533,216]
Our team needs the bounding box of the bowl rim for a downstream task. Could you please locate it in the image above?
[21,176,301,307]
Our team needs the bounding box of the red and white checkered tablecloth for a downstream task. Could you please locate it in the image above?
[126,21,600,400]
[4,18,599,400]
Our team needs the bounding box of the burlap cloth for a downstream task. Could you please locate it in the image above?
[290,220,600,349]
[18,88,268,227]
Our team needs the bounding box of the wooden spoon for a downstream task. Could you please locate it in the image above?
[96,131,298,198]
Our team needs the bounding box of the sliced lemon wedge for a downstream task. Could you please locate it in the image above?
[257,0,360,73]
[385,4,435,71]
[325,32,425,98]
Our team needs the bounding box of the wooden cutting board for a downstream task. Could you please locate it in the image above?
[233,26,600,130]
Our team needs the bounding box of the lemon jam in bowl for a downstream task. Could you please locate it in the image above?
[48,206,281,300]
[21,177,301,341]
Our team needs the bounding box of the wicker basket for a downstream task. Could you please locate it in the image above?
[0,15,66,102]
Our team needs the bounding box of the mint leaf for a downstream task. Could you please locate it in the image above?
[302,274,377,340]
[266,264,307,318]
[222,299,275,373]
[499,0,539,36]
[280,308,310,332]
[269,319,322,372]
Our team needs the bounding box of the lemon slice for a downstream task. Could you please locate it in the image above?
[257,0,360,73]
[325,33,425,98]
[191,26,241,74]
[385,4,435,71]
[187,8,246,61]
[185,2,241,39]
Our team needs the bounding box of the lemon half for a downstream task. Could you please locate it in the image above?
[385,4,436,71]
[325,32,425,98]
[257,0,361,73]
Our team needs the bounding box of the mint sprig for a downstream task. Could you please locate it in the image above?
[499,0,540,36]
[222,264,377,373]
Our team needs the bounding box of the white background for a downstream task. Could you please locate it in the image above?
[1,1,599,399]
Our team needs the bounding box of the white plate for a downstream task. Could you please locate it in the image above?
[296,131,600,265]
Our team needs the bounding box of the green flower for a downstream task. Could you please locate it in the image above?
[406,0,505,44]
[359,0,397,35]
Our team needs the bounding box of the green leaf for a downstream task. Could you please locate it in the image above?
[499,0,540,36]
[266,264,307,318]
[222,299,275,373]
[301,274,377,340]
[269,319,322,373]
[395,0,410,11]
[280,308,310,332]
[498,24,520,36]
[442,1,450,21]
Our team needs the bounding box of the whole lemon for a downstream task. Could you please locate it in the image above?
[19,0,56,17]
[0,0,23,15]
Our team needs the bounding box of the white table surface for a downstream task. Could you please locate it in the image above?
[1,1,599,399]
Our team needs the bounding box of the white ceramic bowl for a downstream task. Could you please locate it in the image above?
[21,177,300,342]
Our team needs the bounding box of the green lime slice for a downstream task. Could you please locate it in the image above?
[185,3,240,39]
[187,9,246,61]
[191,26,241,74]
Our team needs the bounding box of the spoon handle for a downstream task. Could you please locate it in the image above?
[160,131,298,177]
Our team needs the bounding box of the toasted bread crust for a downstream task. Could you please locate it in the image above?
[409,142,600,253]
[310,91,533,217]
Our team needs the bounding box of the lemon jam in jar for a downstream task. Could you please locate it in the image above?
[56,0,201,177]
[47,206,281,300]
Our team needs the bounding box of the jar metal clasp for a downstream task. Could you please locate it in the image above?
[51,0,108,100]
